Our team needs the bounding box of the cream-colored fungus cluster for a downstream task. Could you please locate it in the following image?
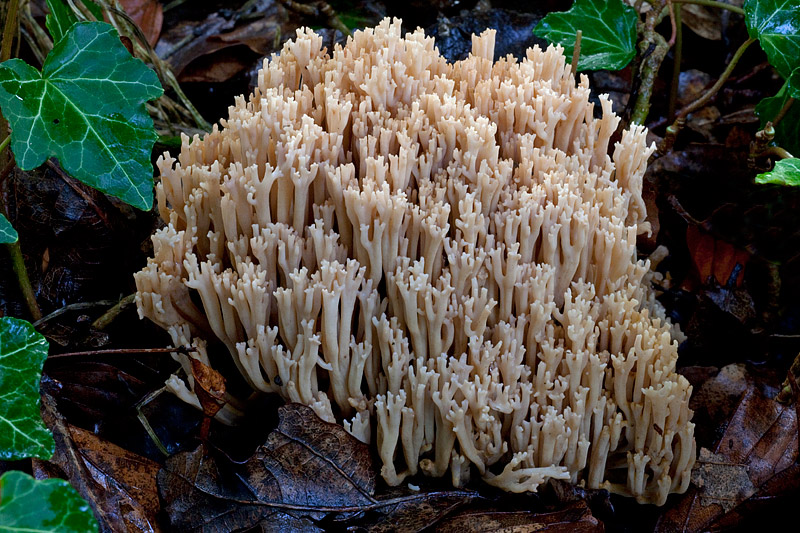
[135,19,695,505]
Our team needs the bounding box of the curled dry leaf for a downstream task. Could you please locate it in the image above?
[190,358,227,418]
[36,393,162,533]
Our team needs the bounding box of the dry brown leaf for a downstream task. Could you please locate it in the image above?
[434,502,603,533]
[655,366,799,532]
[190,357,226,418]
[119,0,163,46]
[37,393,162,533]
[681,5,722,41]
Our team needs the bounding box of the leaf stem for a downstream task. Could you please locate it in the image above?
[0,136,9,154]
[773,97,795,127]
[671,0,745,16]
[5,241,42,320]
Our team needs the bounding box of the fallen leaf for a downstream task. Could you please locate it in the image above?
[36,393,162,533]
[159,403,377,531]
[681,5,722,41]
[434,501,603,533]
[655,365,799,532]
[190,358,227,418]
[119,0,163,46]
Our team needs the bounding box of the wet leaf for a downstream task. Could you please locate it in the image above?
[533,0,638,71]
[0,316,54,460]
[190,358,227,418]
[744,0,800,80]
[0,214,16,244]
[36,394,162,533]
[756,157,800,186]
[656,366,799,532]
[0,22,163,210]
[0,470,98,532]
[159,403,377,531]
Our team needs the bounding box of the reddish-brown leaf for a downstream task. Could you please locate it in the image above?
[119,0,163,46]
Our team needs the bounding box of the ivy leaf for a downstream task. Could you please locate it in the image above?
[533,0,638,71]
[744,0,800,80]
[0,214,16,244]
[0,22,163,211]
[0,316,54,460]
[46,0,104,43]
[755,79,800,156]
[0,471,98,533]
[755,158,800,186]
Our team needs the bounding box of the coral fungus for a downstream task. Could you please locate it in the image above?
[135,18,695,504]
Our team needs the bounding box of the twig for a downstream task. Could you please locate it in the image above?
[660,37,756,153]
[667,1,678,47]
[92,293,136,330]
[571,30,583,73]
[630,6,670,125]
[1,0,19,62]
[668,3,683,121]
[136,387,171,456]
[32,299,119,328]
[672,0,745,16]
[47,345,196,360]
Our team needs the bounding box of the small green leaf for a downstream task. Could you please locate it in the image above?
[46,0,105,43]
[0,215,16,244]
[744,0,800,80]
[755,79,800,156]
[756,157,800,186]
[46,0,80,43]
[0,22,163,210]
[0,471,98,533]
[0,317,54,460]
[533,0,638,71]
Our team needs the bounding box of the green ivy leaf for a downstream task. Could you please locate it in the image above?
[0,22,163,211]
[0,317,54,460]
[533,0,638,71]
[0,215,16,244]
[744,0,800,80]
[755,78,800,156]
[756,157,800,186]
[0,471,98,533]
[46,0,104,43]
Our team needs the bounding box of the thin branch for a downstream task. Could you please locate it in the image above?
[669,3,683,121]
[660,37,756,153]
[47,345,196,360]
[92,293,136,330]
[32,299,119,328]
